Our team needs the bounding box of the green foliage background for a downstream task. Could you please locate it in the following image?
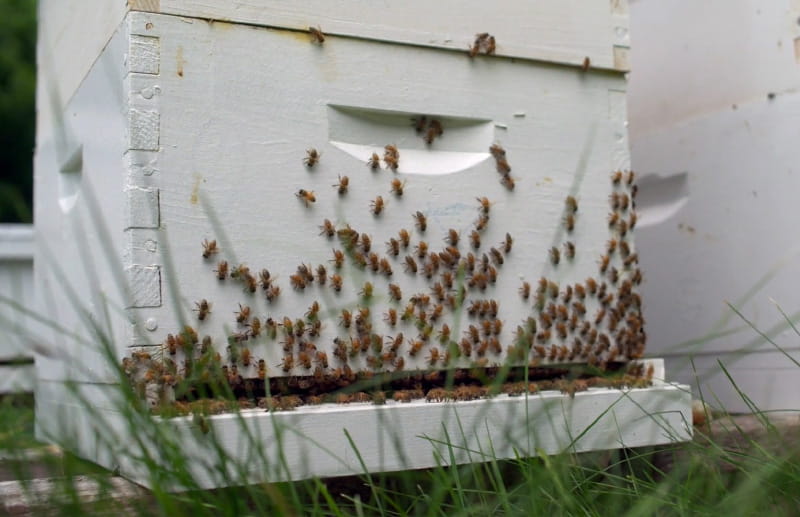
[0,0,36,223]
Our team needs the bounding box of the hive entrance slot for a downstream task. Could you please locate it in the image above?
[327,104,494,175]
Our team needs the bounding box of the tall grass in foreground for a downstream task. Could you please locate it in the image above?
[1,184,799,515]
[2,281,800,516]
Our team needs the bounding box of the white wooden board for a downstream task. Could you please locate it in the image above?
[0,225,36,365]
[0,364,35,394]
[129,0,631,71]
[35,359,691,490]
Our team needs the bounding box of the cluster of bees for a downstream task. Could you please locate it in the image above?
[123,110,647,411]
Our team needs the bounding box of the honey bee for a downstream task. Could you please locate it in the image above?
[243,273,258,293]
[316,264,327,284]
[626,170,636,186]
[470,230,481,249]
[499,232,512,253]
[585,277,598,295]
[193,299,211,321]
[427,347,440,366]
[309,26,325,44]
[500,174,516,191]
[599,255,610,273]
[617,219,629,237]
[360,282,374,299]
[281,354,294,372]
[235,303,251,324]
[385,237,400,257]
[201,239,218,259]
[305,301,320,321]
[321,251,341,272]
[611,170,623,184]
[581,56,591,71]
[629,211,637,229]
[474,213,490,232]
[412,211,427,232]
[212,260,228,280]
[388,283,402,301]
[486,35,496,54]
[549,247,560,265]
[296,189,316,206]
[266,285,281,302]
[564,241,576,259]
[408,340,423,357]
[565,196,578,214]
[495,156,511,174]
[290,273,306,290]
[384,145,400,170]
[403,255,418,274]
[315,351,328,369]
[476,196,491,214]
[384,153,399,171]
[489,247,504,265]
[377,257,392,276]
[240,347,253,367]
[489,143,506,158]
[258,359,267,379]
[332,175,349,195]
[370,196,385,215]
[304,148,321,167]
[519,281,531,299]
[366,152,381,170]
[330,274,343,292]
[230,264,249,280]
[415,241,429,258]
[298,351,312,369]
[390,178,406,196]
[564,214,576,233]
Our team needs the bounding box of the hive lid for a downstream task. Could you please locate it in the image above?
[129,0,630,71]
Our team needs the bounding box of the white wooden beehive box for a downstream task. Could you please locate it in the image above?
[33,0,691,487]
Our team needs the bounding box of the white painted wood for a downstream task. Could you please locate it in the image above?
[36,10,635,385]
[35,361,691,490]
[132,0,630,71]
[0,225,36,367]
[629,2,800,411]
[628,0,800,135]
[36,0,129,138]
[0,364,35,393]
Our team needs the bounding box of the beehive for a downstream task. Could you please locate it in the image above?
[34,0,691,487]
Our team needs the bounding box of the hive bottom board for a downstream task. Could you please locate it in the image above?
[36,359,691,490]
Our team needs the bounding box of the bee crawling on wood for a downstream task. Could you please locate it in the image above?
[303,148,321,167]
[296,189,316,207]
[309,26,325,44]
[366,153,381,170]
[201,239,218,259]
[370,196,385,215]
[384,145,400,171]
[390,178,406,197]
[333,175,349,194]
[194,299,211,321]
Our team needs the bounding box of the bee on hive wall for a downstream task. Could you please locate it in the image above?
[303,148,321,167]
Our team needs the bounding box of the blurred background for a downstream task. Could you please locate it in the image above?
[0,0,35,223]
